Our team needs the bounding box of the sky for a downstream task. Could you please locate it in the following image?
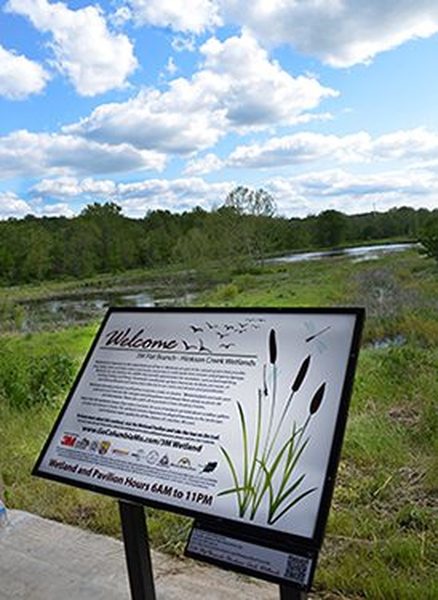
[1,0,438,220]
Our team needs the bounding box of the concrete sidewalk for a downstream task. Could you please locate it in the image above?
[0,510,280,600]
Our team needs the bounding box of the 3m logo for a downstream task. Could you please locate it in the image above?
[60,434,77,447]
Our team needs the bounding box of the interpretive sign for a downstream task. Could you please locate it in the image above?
[34,307,363,591]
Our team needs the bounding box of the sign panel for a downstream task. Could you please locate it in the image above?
[34,308,363,546]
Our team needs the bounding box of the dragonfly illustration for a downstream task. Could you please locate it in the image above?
[304,322,331,353]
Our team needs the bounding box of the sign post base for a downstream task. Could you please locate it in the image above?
[280,585,307,599]
[119,501,156,600]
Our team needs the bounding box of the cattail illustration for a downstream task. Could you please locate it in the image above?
[269,329,277,364]
[263,364,268,396]
[310,382,326,415]
[220,331,324,525]
[265,354,312,462]
[291,355,311,392]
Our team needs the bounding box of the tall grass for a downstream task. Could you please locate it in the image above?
[0,341,75,409]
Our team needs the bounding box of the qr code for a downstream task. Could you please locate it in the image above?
[284,553,312,585]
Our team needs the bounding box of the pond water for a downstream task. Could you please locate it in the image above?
[270,242,416,264]
[21,289,160,332]
[18,242,416,331]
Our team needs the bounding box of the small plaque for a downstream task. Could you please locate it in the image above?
[186,523,316,590]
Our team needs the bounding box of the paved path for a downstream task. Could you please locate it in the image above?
[0,511,281,600]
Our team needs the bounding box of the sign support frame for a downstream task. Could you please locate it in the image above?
[280,585,307,599]
[119,501,308,599]
[119,501,156,600]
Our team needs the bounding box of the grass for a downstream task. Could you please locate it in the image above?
[0,249,437,598]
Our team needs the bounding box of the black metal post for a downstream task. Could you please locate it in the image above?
[119,501,156,600]
[280,585,307,600]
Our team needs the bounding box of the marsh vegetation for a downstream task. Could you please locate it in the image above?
[0,245,437,598]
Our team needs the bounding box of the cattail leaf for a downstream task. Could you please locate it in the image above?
[309,382,326,415]
[268,487,317,525]
[269,329,277,364]
[217,486,251,497]
[271,473,306,515]
[291,355,311,392]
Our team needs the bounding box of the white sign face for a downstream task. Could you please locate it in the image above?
[35,309,361,541]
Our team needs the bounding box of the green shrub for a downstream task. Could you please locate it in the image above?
[0,300,25,332]
[0,345,75,409]
[419,217,438,263]
[215,283,239,301]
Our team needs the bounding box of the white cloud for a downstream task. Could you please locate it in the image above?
[186,128,438,173]
[165,57,178,76]
[228,132,371,169]
[220,1,438,67]
[0,130,166,179]
[30,175,233,216]
[32,200,74,217]
[126,0,221,33]
[118,178,233,215]
[0,44,50,99]
[65,32,337,154]
[200,33,337,130]
[0,191,75,219]
[25,166,438,219]
[31,176,117,198]
[110,6,132,28]
[266,168,438,216]
[6,0,137,96]
[171,35,196,53]
[184,153,224,175]
[0,191,32,218]
[373,128,438,160]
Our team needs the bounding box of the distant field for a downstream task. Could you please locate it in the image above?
[1,249,437,599]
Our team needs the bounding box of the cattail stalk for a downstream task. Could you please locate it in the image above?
[265,355,311,462]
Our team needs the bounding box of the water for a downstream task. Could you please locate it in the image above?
[21,289,155,332]
[43,290,154,317]
[270,242,416,264]
[17,242,415,332]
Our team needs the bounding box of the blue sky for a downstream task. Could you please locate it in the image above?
[1,0,438,219]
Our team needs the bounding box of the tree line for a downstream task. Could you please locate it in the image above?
[0,187,436,285]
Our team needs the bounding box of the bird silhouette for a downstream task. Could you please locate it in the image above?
[190,325,203,333]
[220,343,235,349]
[198,339,212,353]
[182,340,197,350]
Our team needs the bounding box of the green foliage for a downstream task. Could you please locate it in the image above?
[213,283,239,302]
[0,201,431,286]
[0,299,25,332]
[1,250,437,598]
[314,209,348,248]
[419,216,438,263]
[0,343,76,409]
